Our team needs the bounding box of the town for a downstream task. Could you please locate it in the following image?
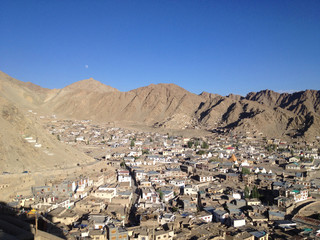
[1,118,320,240]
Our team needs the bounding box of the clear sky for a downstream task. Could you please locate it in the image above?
[1,0,319,96]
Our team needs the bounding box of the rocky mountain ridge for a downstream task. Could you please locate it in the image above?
[1,71,320,141]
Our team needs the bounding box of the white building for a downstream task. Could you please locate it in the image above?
[134,170,147,181]
[169,179,186,188]
[140,187,160,204]
[198,212,213,223]
[184,185,198,195]
[162,189,175,202]
[231,217,246,227]
[117,170,132,187]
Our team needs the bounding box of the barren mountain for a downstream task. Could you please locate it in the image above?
[62,77,119,93]
[1,71,320,147]
[44,81,203,126]
[0,72,95,173]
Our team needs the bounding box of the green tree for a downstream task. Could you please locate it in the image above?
[130,140,135,148]
[290,149,294,156]
[187,141,194,148]
[172,207,178,212]
[244,186,250,198]
[120,161,126,168]
[266,144,277,153]
[251,185,259,199]
[157,190,163,200]
[266,145,272,153]
[57,135,60,141]
[201,141,209,149]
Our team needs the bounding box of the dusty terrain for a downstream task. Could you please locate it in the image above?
[0,70,320,175]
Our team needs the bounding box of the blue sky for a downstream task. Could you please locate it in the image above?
[0,0,319,96]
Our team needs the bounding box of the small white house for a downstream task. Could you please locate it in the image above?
[198,211,213,223]
[231,217,246,227]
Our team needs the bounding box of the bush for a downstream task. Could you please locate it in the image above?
[196,150,206,155]
[241,167,251,175]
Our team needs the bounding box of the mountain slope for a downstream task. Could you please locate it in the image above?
[0,72,95,173]
[45,82,203,125]
[1,71,320,141]
[243,90,320,138]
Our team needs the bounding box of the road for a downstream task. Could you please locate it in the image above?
[127,170,140,226]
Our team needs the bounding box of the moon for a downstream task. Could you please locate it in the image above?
[85,65,89,69]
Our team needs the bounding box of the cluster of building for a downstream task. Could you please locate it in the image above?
[2,119,320,239]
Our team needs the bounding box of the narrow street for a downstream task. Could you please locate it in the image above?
[127,170,140,226]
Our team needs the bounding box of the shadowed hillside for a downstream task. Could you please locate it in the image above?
[1,70,320,144]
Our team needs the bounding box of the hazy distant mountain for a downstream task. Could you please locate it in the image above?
[1,71,320,149]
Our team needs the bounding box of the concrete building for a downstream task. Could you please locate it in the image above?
[106,223,128,240]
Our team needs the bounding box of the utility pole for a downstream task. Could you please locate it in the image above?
[35,212,38,236]
[153,220,155,240]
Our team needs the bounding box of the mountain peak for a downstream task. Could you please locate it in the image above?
[131,83,193,96]
[227,93,243,101]
[64,78,118,93]
[147,83,184,90]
